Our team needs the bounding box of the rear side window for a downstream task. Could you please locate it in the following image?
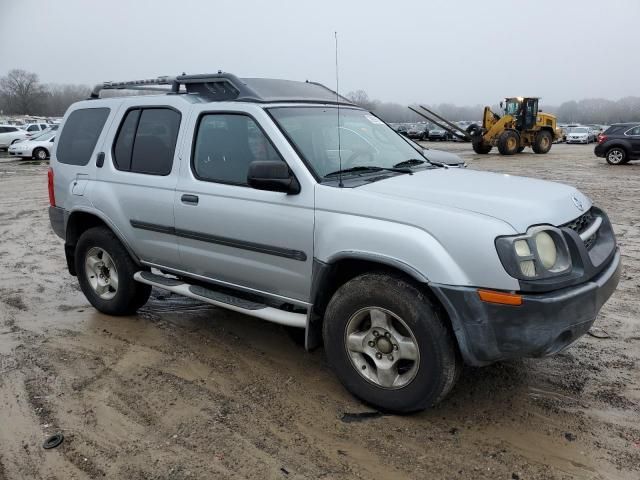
[626,126,640,136]
[113,107,180,175]
[57,108,110,166]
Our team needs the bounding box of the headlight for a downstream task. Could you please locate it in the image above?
[534,231,557,269]
[496,226,571,280]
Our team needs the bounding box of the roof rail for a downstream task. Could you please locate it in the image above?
[89,72,356,105]
[90,76,178,99]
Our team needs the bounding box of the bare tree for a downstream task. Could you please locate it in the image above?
[346,90,379,111]
[0,69,46,115]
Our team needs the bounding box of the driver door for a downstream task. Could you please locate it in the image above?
[174,106,315,304]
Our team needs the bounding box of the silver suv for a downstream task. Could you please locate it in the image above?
[48,73,621,412]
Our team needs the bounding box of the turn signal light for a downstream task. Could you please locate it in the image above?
[477,289,523,306]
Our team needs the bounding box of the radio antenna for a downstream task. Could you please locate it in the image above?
[335,31,343,188]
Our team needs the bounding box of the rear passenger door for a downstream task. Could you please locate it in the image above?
[92,100,190,269]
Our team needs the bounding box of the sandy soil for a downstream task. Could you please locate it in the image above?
[0,143,638,479]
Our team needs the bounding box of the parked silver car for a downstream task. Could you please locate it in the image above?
[566,126,597,144]
[48,73,621,412]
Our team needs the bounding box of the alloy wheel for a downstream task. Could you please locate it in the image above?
[344,307,420,389]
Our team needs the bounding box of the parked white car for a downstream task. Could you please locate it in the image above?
[566,126,596,144]
[0,124,29,149]
[20,122,51,135]
[8,131,55,159]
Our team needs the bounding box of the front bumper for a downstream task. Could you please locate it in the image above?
[431,249,621,366]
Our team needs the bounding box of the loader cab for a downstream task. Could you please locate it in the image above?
[504,97,539,130]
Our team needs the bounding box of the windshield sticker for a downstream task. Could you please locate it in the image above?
[365,115,384,125]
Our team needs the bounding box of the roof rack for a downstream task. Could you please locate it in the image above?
[89,72,355,105]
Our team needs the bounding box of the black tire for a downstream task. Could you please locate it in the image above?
[497,130,520,155]
[605,147,627,165]
[466,124,481,136]
[33,148,48,160]
[75,226,151,315]
[322,273,460,412]
[472,139,492,154]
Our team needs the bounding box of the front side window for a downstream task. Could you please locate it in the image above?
[193,113,282,185]
[112,107,180,175]
[57,108,110,166]
[269,107,424,179]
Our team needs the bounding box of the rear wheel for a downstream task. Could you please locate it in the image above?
[532,130,553,154]
[75,226,151,315]
[605,147,627,165]
[323,273,460,412]
[497,130,520,155]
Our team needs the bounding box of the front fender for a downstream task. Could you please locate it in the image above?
[314,211,470,286]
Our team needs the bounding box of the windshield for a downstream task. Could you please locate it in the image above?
[30,131,55,141]
[269,107,425,178]
[505,100,521,116]
[573,127,588,133]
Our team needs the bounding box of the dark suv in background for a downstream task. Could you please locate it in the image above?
[594,123,640,165]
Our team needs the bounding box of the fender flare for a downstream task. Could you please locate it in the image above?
[65,206,142,266]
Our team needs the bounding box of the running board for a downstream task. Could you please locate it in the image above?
[134,271,306,328]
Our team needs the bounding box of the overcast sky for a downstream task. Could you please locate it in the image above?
[1,0,638,106]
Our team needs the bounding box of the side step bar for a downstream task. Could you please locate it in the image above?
[134,271,306,328]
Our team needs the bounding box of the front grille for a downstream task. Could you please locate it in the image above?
[562,209,597,250]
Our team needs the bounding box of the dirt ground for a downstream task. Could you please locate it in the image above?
[0,143,638,480]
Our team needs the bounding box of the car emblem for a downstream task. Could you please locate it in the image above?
[572,195,584,211]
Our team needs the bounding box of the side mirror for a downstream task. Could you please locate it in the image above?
[247,160,300,194]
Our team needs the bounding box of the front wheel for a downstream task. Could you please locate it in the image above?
[75,226,151,315]
[323,273,460,412]
[33,148,48,160]
[532,130,553,154]
[472,139,492,154]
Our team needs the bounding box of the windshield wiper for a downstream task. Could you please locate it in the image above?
[394,157,448,169]
[324,165,413,178]
[393,158,426,168]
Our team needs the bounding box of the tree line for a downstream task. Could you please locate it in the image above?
[1,69,638,125]
[346,90,640,125]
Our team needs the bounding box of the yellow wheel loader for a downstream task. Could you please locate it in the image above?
[468,97,561,155]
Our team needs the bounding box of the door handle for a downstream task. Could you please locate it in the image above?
[96,152,105,168]
[181,194,199,205]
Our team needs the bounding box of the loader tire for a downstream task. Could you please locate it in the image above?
[466,124,481,136]
[532,130,553,154]
[497,130,520,155]
[472,140,492,154]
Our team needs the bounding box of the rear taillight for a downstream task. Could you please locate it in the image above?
[597,134,607,144]
[47,167,55,206]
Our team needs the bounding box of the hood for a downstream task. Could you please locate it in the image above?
[358,168,590,232]
[569,132,587,137]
